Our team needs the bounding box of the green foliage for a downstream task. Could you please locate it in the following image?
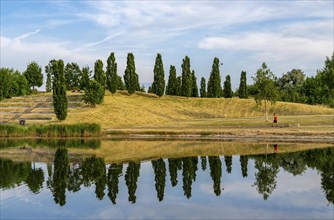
[191,70,199,97]
[64,62,81,90]
[223,75,232,98]
[181,56,192,97]
[208,156,222,196]
[83,80,104,107]
[0,68,31,100]
[166,65,177,96]
[0,123,101,138]
[252,63,278,120]
[151,53,165,97]
[200,77,207,98]
[124,53,140,95]
[207,57,222,98]
[23,61,43,90]
[116,75,125,90]
[94,59,106,91]
[80,66,91,90]
[238,71,248,99]
[125,161,140,203]
[45,68,52,93]
[277,69,305,103]
[106,52,118,94]
[52,59,68,121]
[152,159,166,201]
[175,76,182,96]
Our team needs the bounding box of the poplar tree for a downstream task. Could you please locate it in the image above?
[52,59,68,121]
[181,56,192,97]
[166,65,177,95]
[238,71,248,98]
[200,77,207,97]
[45,62,53,92]
[175,76,182,96]
[223,75,232,98]
[94,59,106,90]
[80,66,91,90]
[106,52,118,94]
[191,70,199,97]
[151,53,165,97]
[207,57,222,98]
[124,53,140,95]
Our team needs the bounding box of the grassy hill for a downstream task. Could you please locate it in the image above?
[63,91,333,128]
[1,91,333,138]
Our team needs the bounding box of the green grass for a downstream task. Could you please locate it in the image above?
[0,123,101,138]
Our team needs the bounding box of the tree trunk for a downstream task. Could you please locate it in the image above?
[265,100,268,122]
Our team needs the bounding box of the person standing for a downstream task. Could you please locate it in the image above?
[272,113,278,127]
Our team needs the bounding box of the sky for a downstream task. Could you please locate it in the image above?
[1,0,333,90]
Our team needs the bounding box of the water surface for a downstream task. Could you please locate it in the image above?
[1,140,333,219]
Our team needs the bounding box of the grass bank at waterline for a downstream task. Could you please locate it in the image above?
[0,123,101,138]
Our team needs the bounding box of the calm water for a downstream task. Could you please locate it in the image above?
[0,140,333,219]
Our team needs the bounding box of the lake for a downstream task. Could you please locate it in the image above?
[0,139,333,219]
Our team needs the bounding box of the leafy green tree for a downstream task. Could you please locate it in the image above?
[107,164,123,205]
[181,56,192,97]
[80,66,91,90]
[64,62,81,90]
[26,166,44,194]
[316,53,334,107]
[106,52,118,94]
[94,59,106,91]
[207,57,222,98]
[238,71,248,99]
[23,61,43,90]
[48,148,69,206]
[116,75,125,90]
[124,53,140,95]
[168,158,182,187]
[152,159,166,201]
[191,70,199,97]
[45,63,53,93]
[0,68,12,100]
[125,161,140,203]
[240,156,248,178]
[224,156,232,173]
[166,65,177,95]
[252,63,278,121]
[52,60,68,121]
[175,76,182,96]
[151,53,165,97]
[201,156,207,171]
[209,156,222,196]
[223,75,232,98]
[277,69,305,102]
[83,80,104,107]
[200,77,207,98]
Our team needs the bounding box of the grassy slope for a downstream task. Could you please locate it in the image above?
[63,91,333,129]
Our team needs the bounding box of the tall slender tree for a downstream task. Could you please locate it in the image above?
[124,53,140,95]
[238,71,248,98]
[151,53,165,97]
[175,76,182,96]
[80,66,91,90]
[200,77,207,97]
[23,61,43,90]
[181,56,192,97]
[106,52,118,94]
[64,62,81,90]
[191,70,199,97]
[94,59,106,89]
[52,60,68,121]
[223,75,232,98]
[45,62,54,93]
[166,65,177,96]
[207,57,222,98]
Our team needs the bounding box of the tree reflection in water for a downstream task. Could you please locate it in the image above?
[1,147,333,206]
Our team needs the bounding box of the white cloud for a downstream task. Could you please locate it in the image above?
[14,29,40,41]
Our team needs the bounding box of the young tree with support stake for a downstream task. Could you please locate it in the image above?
[252,63,278,122]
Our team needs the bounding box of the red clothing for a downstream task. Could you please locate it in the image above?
[273,115,278,122]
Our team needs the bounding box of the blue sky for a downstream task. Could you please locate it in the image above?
[1,0,333,90]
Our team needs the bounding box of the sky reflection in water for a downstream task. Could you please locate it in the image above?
[1,143,333,219]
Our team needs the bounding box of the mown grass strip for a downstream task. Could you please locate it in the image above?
[0,123,101,138]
